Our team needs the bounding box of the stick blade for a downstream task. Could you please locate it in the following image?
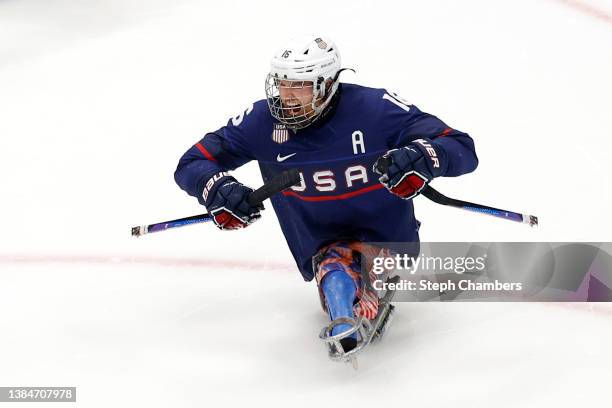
[131,225,146,237]
[526,215,539,227]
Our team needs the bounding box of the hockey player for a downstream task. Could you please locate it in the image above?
[174,35,478,358]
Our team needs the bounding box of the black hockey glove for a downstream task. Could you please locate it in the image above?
[203,172,263,230]
[373,138,445,200]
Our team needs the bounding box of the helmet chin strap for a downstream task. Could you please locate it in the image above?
[317,77,326,98]
[312,68,355,114]
[333,67,356,81]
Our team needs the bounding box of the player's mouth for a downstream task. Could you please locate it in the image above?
[284,103,302,114]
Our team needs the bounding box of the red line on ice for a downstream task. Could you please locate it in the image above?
[555,0,612,26]
[2,255,611,318]
[0,254,294,271]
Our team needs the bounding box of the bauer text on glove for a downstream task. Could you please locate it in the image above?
[373,138,446,200]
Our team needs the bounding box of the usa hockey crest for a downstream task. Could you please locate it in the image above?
[272,123,290,144]
[314,38,327,49]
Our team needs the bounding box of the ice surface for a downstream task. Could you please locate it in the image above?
[0,0,611,406]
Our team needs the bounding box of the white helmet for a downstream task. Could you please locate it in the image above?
[265,35,342,130]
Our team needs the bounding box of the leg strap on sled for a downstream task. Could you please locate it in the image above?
[319,299,396,365]
[319,316,373,362]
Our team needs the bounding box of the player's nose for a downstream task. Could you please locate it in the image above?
[281,87,296,98]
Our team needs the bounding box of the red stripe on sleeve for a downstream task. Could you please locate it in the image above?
[439,128,453,137]
[195,142,218,162]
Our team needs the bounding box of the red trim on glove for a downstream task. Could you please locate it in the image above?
[390,173,426,198]
[213,210,247,230]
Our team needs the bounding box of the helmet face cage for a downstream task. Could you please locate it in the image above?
[265,74,334,130]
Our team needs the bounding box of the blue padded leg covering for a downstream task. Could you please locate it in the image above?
[321,270,357,337]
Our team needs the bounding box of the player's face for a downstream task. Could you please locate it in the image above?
[279,80,315,118]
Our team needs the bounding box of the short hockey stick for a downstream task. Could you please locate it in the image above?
[375,158,538,227]
[420,186,538,226]
[131,169,301,237]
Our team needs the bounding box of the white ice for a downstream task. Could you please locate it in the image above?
[0,0,611,407]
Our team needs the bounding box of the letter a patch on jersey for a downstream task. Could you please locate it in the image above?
[272,124,290,144]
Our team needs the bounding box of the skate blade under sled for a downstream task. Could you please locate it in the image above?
[319,275,399,365]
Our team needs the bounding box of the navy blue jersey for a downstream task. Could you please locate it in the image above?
[175,83,478,281]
